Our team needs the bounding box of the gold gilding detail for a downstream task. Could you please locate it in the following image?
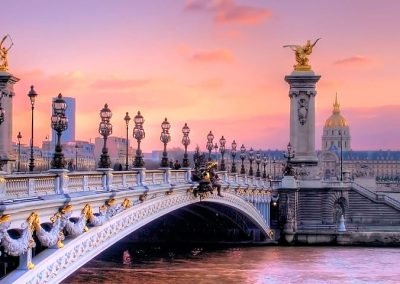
[0,214,10,223]
[283,38,321,71]
[324,94,348,127]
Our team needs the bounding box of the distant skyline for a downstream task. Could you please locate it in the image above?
[3,0,400,151]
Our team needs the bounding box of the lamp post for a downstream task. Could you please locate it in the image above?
[133,111,145,168]
[98,104,112,168]
[17,131,22,172]
[27,86,38,172]
[214,143,218,161]
[262,155,267,179]
[231,140,237,173]
[160,117,171,167]
[273,158,276,179]
[248,147,255,176]
[283,142,295,176]
[75,143,79,171]
[124,112,131,170]
[255,150,261,177]
[206,131,214,161]
[0,91,4,125]
[182,123,190,167]
[50,93,68,169]
[219,136,226,171]
[240,144,246,174]
[339,130,343,181]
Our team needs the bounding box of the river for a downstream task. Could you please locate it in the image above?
[63,245,400,283]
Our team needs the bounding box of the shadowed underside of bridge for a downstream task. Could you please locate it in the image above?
[4,191,270,284]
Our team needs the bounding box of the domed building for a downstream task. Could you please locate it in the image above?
[322,94,351,151]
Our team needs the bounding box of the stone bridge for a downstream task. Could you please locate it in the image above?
[0,168,275,283]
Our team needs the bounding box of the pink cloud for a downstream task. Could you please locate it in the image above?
[333,56,371,66]
[185,0,272,26]
[191,49,234,63]
[90,79,150,90]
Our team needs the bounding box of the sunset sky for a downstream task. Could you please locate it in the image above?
[3,0,400,152]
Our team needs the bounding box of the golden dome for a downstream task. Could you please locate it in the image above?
[324,94,348,127]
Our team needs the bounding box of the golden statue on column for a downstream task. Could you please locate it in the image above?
[283,38,321,71]
[0,35,14,71]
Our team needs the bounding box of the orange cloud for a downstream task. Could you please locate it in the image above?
[185,0,271,26]
[90,79,150,90]
[191,49,234,63]
[333,56,371,66]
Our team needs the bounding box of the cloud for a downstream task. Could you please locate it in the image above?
[185,0,272,26]
[333,56,371,66]
[90,78,150,90]
[191,49,234,63]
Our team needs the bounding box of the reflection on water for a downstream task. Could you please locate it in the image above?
[64,246,400,284]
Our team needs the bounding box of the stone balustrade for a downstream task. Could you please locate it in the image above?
[0,169,273,201]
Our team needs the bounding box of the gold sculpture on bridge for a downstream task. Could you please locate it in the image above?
[283,38,321,71]
[0,35,14,71]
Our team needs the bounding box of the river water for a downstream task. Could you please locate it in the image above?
[63,245,400,283]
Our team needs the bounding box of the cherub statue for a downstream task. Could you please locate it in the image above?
[0,35,14,71]
[283,38,321,71]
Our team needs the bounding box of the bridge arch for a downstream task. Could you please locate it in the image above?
[5,191,270,284]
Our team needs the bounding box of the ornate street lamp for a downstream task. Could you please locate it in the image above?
[262,155,267,179]
[240,144,246,174]
[214,143,218,161]
[219,136,226,171]
[231,140,237,173]
[255,150,261,177]
[75,143,79,171]
[206,131,214,161]
[272,158,276,179]
[124,112,131,170]
[17,131,22,172]
[181,123,190,167]
[51,93,68,169]
[283,142,295,176]
[248,147,255,176]
[98,104,112,168]
[160,117,171,167]
[27,86,38,172]
[133,111,145,168]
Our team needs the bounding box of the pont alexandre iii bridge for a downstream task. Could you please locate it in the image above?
[0,167,400,283]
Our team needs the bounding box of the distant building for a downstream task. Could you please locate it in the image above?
[319,95,400,181]
[94,136,133,169]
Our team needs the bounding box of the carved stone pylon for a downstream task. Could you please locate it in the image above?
[285,70,321,166]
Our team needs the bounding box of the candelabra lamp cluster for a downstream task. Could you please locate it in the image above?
[50,93,68,169]
[248,147,255,176]
[206,131,214,161]
[98,104,112,168]
[181,123,190,167]
[283,142,295,176]
[255,150,261,177]
[160,117,171,167]
[133,111,145,168]
[240,144,246,174]
[219,136,226,171]
[231,140,237,173]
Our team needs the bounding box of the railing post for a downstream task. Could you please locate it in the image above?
[83,175,89,191]
[0,174,5,199]
[164,168,171,184]
[49,169,69,194]
[182,167,192,183]
[97,168,113,191]
[28,178,35,196]
[136,168,146,186]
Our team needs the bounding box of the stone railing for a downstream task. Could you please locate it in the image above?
[352,182,400,211]
[0,169,273,201]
